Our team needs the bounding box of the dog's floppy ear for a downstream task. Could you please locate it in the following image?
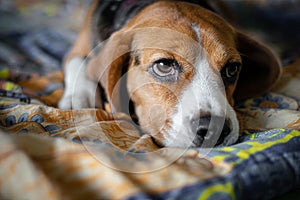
[87,29,133,112]
[234,32,282,100]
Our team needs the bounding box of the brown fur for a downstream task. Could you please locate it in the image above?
[64,0,281,142]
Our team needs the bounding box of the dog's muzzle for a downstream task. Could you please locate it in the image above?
[192,116,231,147]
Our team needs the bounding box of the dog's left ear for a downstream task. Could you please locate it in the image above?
[87,29,133,112]
[234,32,282,100]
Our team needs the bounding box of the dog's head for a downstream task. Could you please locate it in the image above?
[87,2,281,147]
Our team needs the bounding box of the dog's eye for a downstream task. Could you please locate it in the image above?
[221,62,241,83]
[153,59,177,76]
[149,59,181,82]
[225,62,240,78]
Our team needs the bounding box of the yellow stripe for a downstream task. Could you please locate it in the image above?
[4,82,18,91]
[235,130,300,160]
[250,133,256,140]
[212,130,300,163]
[222,147,236,152]
[243,130,252,135]
[199,182,235,200]
[0,68,9,79]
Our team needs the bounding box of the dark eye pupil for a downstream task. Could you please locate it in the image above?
[227,65,238,77]
[221,62,241,85]
[157,62,173,73]
[149,58,181,82]
[152,59,179,76]
[225,62,241,78]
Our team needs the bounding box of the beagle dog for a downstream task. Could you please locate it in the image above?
[59,0,281,148]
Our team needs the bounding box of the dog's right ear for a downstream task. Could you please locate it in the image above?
[87,29,134,112]
[234,32,282,100]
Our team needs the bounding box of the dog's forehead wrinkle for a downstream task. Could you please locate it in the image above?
[130,28,201,63]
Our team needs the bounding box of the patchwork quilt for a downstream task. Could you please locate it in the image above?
[0,1,300,200]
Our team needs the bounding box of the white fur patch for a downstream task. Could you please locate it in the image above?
[58,57,102,109]
[164,26,239,147]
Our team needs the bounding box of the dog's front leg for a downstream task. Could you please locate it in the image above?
[58,57,102,109]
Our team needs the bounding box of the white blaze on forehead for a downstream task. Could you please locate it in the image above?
[164,24,239,147]
[192,23,202,42]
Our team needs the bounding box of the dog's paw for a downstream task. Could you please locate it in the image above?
[58,79,101,109]
[58,57,102,109]
[58,93,73,109]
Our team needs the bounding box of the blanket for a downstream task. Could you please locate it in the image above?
[1,43,300,200]
[1,1,300,200]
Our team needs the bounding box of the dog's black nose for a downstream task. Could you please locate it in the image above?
[193,116,231,147]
